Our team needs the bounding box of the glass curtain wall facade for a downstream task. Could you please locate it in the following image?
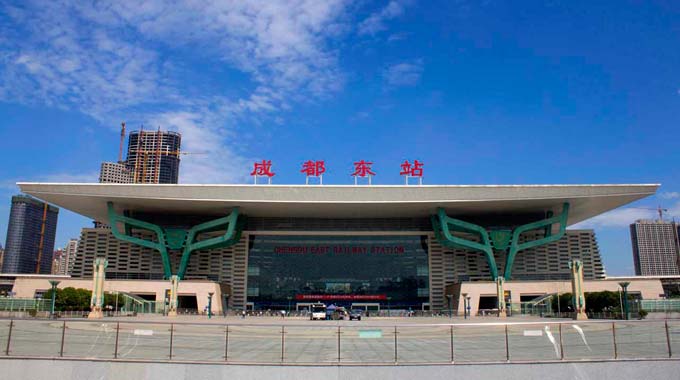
[247,235,429,309]
[2,195,59,274]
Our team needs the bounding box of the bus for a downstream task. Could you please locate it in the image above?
[310,303,327,320]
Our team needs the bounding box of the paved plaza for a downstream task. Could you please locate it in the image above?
[0,316,677,364]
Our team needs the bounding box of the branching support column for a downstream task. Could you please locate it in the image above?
[107,202,244,317]
[432,203,570,318]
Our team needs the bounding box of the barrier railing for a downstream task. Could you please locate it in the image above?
[0,319,677,364]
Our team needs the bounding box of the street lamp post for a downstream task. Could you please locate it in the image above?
[446,294,453,318]
[114,291,119,316]
[466,295,472,319]
[619,282,630,320]
[207,292,214,319]
[461,293,468,319]
[48,280,60,319]
[387,297,392,316]
[287,296,292,314]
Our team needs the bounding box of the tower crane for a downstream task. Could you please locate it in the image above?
[118,122,126,163]
[630,206,668,221]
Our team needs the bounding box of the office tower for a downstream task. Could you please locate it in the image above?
[2,195,59,274]
[630,219,680,276]
[99,162,134,183]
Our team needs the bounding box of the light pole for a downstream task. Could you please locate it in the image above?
[461,293,468,319]
[287,296,292,314]
[114,291,119,316]
[387,296,392,316]
[466,295,471,319]
[207,292,214,319]
[446,294,453,318]
[48,280,60,319]
[619,282,630,320]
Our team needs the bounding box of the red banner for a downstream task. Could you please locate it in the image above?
[295,294,387,301]
[274,246,405,254]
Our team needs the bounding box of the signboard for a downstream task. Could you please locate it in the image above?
[274,245,405,255]
[295,294,387,301]
[247,159,426,185]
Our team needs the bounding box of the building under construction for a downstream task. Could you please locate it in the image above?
[127,129,182,184]
[98,124,182,184]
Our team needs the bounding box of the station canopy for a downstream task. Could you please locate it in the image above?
[17,183,659,227]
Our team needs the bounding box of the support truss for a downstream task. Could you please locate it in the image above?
[431,202,569,280]
[107,202,244,279]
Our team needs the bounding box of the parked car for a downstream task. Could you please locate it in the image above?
[349,309,363,321]
[330,307,349,320]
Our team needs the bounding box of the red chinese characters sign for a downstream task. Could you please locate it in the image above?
[250,160,275,177]
[399,160,423,177]
[352,160,375,177]
[301,160,326,177]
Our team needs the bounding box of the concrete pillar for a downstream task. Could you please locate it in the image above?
[496,277,507,318]
[167,275,180,317]
[88,258,108,319]
[569,259,588,320]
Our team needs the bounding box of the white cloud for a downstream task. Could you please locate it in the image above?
[148,107,250,184]
[358,1,408,36]
[0,172,100,192]
[383,60,423,87]
[572,208,657,229]
[573,200,680,229]
[0,1,351,183]
[659,191,680,199]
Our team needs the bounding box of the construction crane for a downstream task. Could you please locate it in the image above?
[118,122,126,163]
[126,125,207,183]
[631,206,668,221]
[134,149,207,183]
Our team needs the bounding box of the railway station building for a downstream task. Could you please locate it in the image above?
[13,182,661,315]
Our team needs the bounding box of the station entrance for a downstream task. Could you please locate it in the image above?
[247,235,429,310]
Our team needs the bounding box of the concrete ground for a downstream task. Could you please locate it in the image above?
[1,316,677,364]
[122,314,572,325]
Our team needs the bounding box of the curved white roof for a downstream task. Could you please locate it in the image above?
[17,183,659,226]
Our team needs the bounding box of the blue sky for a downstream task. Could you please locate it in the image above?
[1,1,679,275]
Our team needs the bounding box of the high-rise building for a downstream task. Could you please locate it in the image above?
[126,130,181,184]
[630,219,680,276]
[2,195,59,274]
[99,162,134,183]
[0,244,4,271]
[63,238,78,275]
[52,249,63,274]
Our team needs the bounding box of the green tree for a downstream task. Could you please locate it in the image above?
[551,290,637,316]
[43,287,92,311]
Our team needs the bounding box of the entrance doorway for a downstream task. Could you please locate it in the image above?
[478,295,497,315]
[177,294,198,313]
[350,303,381,312]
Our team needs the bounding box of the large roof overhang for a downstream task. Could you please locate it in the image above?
[17,183,659,226]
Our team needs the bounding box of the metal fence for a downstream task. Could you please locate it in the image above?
[0,319,678,364]
[640,299,680,313]
[0,298,49,312]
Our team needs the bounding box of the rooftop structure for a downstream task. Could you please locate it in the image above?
[17,182,658,312]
